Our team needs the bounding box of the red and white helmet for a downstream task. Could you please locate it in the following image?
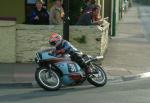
[49,33,62,46]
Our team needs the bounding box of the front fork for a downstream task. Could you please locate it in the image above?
[83,62,93,74]
[48,64,54,77]
[85,62,99,75]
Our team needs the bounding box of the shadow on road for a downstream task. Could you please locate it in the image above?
[0,86,96,102]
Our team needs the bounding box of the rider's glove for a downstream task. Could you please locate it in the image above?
[55,49,65,55]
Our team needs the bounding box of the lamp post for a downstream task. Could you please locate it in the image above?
[63,0,69,41]
[112,0,116,36]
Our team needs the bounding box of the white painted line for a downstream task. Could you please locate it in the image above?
[140,72,150,78]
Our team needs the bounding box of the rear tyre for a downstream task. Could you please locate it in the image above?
[87,64,107,87]
[35,68,62,91]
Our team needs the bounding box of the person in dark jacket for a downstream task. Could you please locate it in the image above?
[29,1,49,25]
[76,6,102,25]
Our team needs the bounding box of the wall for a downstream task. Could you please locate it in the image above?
[0,21,109,63]
[0,20,16,63]
[16,25,63,62]
[0,0,25,23]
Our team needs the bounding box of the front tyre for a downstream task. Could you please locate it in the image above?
[87,64,107,87]
[35,68,62,91]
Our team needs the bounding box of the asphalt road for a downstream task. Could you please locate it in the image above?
[0,78,150,103]
[138,6,150,42]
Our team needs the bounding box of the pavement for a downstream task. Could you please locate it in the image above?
[0,5,150,87]
[102,5,150,81]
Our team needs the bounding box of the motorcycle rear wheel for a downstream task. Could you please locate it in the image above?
[35,68,62,91]
[87,63,107,87]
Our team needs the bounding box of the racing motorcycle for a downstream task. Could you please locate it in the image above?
[35,50,107,91]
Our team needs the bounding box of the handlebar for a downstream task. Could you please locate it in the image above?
[96,56,103,60]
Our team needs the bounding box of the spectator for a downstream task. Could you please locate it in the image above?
[49,0,64,25]
[90,0,98,9]
[81,0,91,13]
[82,0,100,13]
[92,6,101,23]
[76,7,102,25]
[29,1,49,25]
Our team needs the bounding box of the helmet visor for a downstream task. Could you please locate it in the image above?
[49,41,56,46]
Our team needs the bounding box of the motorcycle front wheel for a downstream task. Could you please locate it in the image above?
[87,63,107,87]
[35,68,62,91]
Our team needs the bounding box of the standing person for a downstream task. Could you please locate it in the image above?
[29,1,49,25]
[90,0,98,9]
[92,6,101,23]
[49,0,64,25]
[81,0,91,13]
[76,7,102,25]
[82,0,100,13]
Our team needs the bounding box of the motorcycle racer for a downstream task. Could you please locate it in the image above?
[48,33,78,57]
